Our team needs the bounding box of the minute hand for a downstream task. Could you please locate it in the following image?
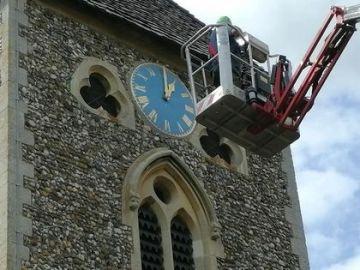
[163,66,168,99]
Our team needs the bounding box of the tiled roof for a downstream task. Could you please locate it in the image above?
[79,0,206,48]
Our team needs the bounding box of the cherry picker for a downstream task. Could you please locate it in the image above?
[181,5,360,157]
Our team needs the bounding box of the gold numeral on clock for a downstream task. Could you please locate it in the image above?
[182,114,193,128]
[137,73,148,81]
[164,120,171,132]
[137,96,149,109]
[148,110,158,123]
[134,84,146,92]
[177,122,184,133]
[181,92,190,98]
[185,104,195,114]
[146,67,156,77]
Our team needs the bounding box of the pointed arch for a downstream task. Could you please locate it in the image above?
[122,148,220,233]
[122,148,224,270]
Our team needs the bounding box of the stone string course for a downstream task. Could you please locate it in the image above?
[20,1,301,269]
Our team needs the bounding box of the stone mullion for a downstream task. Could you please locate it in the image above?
[160,213,174,270]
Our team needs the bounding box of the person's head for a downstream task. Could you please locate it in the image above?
[217,16,232,25]
[217,16,233,34]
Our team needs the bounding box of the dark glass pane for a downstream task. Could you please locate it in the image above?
[219,144,232,164]
[102,95,121,117]
[80,74,107,109]
[153,181,171,204]
[138,206,164,270]
[171,216,195,270]
[200,129,232,164]
[200,129,220,157]
[80,73,121,117]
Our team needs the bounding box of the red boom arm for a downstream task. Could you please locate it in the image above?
[252,6,358,132]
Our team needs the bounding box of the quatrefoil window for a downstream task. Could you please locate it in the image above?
[188,125,248,174]
[80,73,121,117]
[200,129,233,164]
[70,57,135,129]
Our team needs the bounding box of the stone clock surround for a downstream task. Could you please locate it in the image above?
[0,0,310,269]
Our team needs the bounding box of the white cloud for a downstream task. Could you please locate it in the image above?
[307,232,343,268]
[326,251,360,270]
[297,169,359,226]
[292,100,360,170]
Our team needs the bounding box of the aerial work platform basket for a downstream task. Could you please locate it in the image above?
[181,5,360,157]
[195,85,300,157]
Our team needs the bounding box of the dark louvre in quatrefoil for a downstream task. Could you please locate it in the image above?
[80,73,121,117]
[218,144,232,165]
[171,216,195,270]
[200,129,232,164]
[102,95,121,117]
[138,206,164,270]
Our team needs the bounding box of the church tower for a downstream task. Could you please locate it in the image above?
[0,0,309,269]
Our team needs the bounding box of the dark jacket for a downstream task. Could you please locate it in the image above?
[208,29,243,57]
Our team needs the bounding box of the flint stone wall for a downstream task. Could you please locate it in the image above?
[21,1,300,269]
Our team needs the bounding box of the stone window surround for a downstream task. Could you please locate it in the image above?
[189,124,249,175]
[122,148,224,270]
[70,57,135,129]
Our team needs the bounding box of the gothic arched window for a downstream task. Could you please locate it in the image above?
[123,149,224,270]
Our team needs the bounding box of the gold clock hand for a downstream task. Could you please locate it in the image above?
[163,66,169,99]
[164,81,176,101]
[166,81,176,100]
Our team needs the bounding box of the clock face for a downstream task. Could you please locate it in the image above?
[131,63,196,137]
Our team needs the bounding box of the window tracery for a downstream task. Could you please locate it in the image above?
[122,148,224,270]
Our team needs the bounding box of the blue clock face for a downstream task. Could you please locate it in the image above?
[131,63,196,137]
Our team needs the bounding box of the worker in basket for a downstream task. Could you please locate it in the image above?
[208,16,248,88]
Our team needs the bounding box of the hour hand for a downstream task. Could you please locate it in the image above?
[165,81,176,100]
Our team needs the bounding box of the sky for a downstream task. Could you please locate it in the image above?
[173,0,360,269]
